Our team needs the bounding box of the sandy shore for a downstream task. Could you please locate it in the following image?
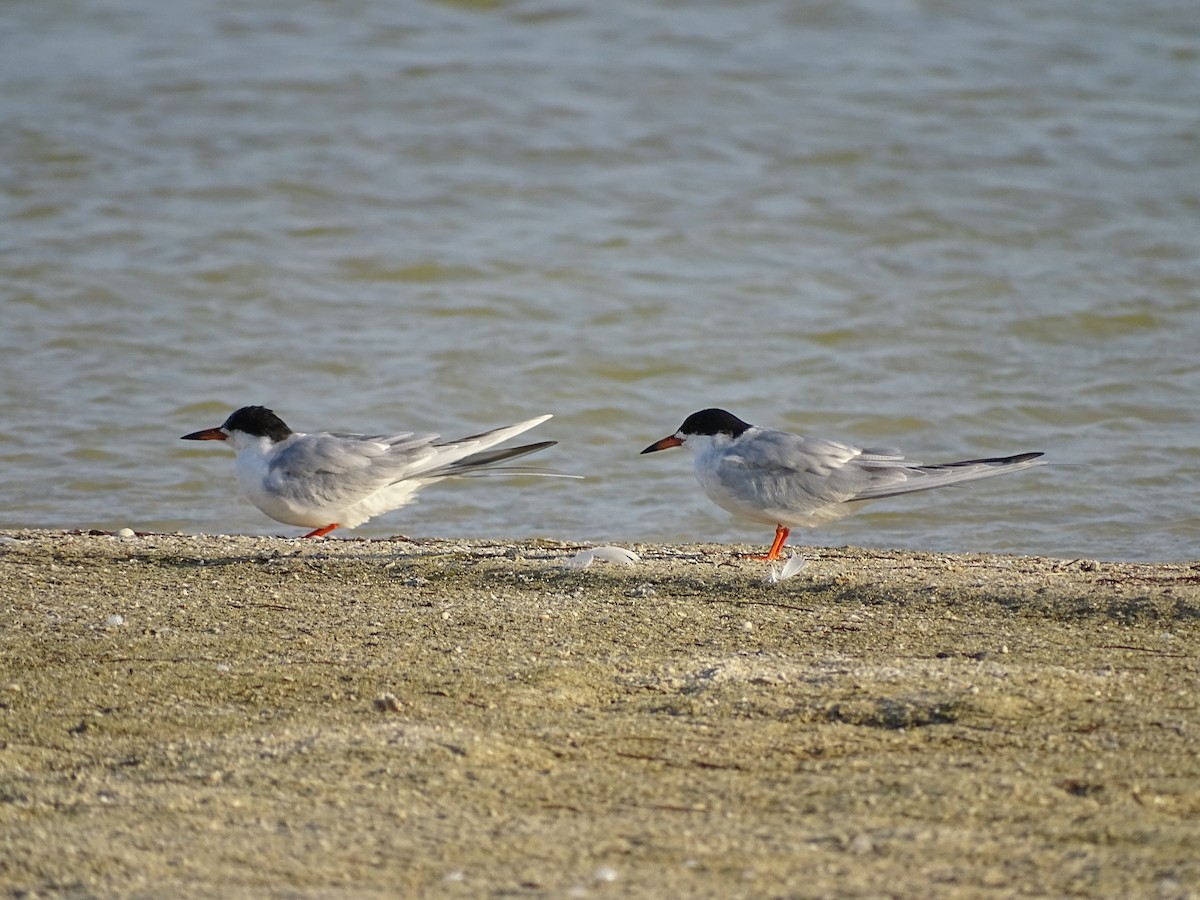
[2,529,1198,898]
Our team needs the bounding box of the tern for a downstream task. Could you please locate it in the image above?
[182,406,564,537]
[642,408,1044,560]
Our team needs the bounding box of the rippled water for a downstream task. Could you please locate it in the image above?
[3,0,1199,561]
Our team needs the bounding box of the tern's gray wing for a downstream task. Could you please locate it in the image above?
[721,430,914,509]
[737,430,1043,505]
[708,425,1042,529]
[267,431,441,506]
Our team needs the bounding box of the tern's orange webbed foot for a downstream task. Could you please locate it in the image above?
[736,527,791,560]
[754,525,790,561]
[303,524,339,538]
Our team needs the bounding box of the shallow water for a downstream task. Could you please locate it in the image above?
[3,0,1199,561]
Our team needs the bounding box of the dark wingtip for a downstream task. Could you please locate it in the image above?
[943,450,1045,467]
[442,439,557,472]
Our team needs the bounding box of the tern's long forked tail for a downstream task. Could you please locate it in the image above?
[421,415,577,479]
[434,440,562,476]
[852,451,1045,502]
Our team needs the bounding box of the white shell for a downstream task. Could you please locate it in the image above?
[564,546,640,569]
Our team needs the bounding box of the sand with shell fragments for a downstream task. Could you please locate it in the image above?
[2,529,1199,898]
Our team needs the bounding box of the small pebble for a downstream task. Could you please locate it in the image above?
[105,614,125,627]
[115,528,136,539]
[373,693,403,713]
[849,832,875,854]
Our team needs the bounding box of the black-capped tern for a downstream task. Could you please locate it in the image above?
[182,406,564,538]
[642,408,1044,560]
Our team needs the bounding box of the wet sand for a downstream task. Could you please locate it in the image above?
[2,530,1198,898]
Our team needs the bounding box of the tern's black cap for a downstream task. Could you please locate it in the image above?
[676,408,752,438]
[223,406,293,443]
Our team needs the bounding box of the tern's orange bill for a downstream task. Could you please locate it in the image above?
[640,435,683,453]
[181,427,227,441]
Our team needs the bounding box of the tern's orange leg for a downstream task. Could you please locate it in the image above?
[758,525,790,561]
[302,524,339,539]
